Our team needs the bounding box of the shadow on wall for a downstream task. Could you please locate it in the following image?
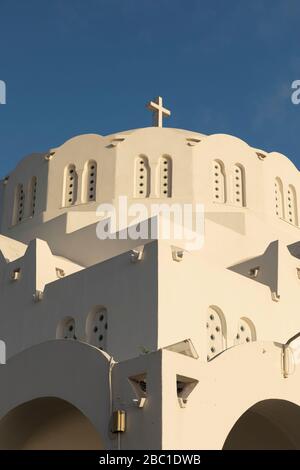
[223,399,300,450]
[0,397,104,450]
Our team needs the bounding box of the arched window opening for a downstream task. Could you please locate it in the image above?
[287,185,298,226]
[86,306,108,351]
[83,160,97,203]
[28,176,37,217]
[134,156,150,198]
[234,317,256,345]
[231,164,245,207]
[12,184,25,225]
[159,155,172,198]
[206,306,227,361]
[56,317,76,340]
[275,177,284,219]
[63,164,78,207]
[212,160,226,203]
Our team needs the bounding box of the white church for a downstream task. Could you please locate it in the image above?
[0,97,300,449]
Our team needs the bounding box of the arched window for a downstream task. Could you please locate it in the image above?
[134,155,150,198]
[28,176,37,217]
[206,306,227,361]
[275,177,284,219]
[234,317,256,345]
[56,317,76,340]
[85,306,107,351]
[286,185,298,226]
[63,164,78,207]
[158,155,172,197]
[212,160,226,203]
[231,164,245,207]
[12,184,25,225]
[83,160,97,203]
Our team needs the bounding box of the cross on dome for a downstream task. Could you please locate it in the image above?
[146,96,171,128]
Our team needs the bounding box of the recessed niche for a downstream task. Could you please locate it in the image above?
[128,373,147,408]
[86,306,108,351]
[206,306,227,361]
[212,160,225,203]
[176,374,199,408]
[56,316,77,340]
[234,317,256,346]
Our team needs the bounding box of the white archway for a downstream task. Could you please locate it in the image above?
[223,399,300,449]
[0,397,104,450]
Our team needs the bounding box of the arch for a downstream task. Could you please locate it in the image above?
[56,316,76,340]
[223,399,300,449]
[234,317,256,345]
[86,306,108,350]
[286,184,298,226]
[27,176,37,217]
[83,160,97,203]
[12,184,25,225]
[134,155,150,198]
[206,306,227,361]
[0,397,104,449]
[158,155,172,198]
[0,340,111,450]
[212,160,226,203]
[275,177,284,219]
[63,164,78,207]
[231,163,245,207]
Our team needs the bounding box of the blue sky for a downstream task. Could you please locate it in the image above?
[1,0,300,176]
